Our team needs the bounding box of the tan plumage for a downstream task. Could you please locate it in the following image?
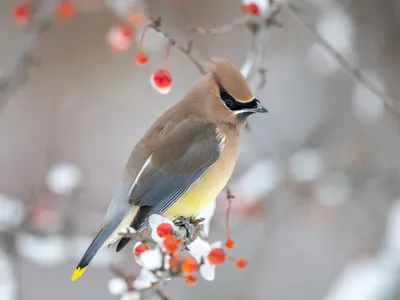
[72,57,267,281]
[207,57,255,102]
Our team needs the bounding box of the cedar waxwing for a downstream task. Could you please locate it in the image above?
[71,57,267,281]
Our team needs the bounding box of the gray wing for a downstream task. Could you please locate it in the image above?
[129,119,223,229]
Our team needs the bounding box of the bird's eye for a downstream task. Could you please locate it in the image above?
[225,99,234,108]
[219,87,236,109]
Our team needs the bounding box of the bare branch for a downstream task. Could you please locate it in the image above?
[0,0,60,111]
[258,68,268,90]
[150,18,206,75]
[285,3,400,125]
[156,289,170,300]
[241,3,282,88]
[189,17,247,35]
[187,3,282,89]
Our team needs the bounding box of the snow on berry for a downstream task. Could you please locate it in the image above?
[134,243,150,257]
[149,214,176,244]
[150,70,172,95]
[107,25,134,52]
[188,238,222,281]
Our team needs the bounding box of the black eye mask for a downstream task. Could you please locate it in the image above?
[219,87,258,111]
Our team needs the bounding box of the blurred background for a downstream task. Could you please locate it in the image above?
[1,0,400,299]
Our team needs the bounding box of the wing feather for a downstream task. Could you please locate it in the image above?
[128,119,224,229]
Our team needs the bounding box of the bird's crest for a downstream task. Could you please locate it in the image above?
[208,57,254,103]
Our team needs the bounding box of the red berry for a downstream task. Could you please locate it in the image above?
[120,25,134,39]
[12,3,30,24]
[235,258,248,269]
[208,248,226,265]
[156,223,173,238]
[57,1,76,20]
[152,70,172,89]
[136,52,148,65]
[185,274,197,286]
[241,3,260,16]
[163,235,181,254]
[225,239,235,249]
[134,244,150,256]
[182,257,198,274]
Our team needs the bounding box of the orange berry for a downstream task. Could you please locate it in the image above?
[157,223,173,238]
[208,248,226,265]
[182,257,198,274]
[235,258,248,269]
[12,3,30,24]
[152,70,172,89]
[241,3,260,16]
[168,255,183,270]
[134,244,150,256]
[185,274,197,286]
[136,52,148,65]
[57,1,76,21]
[225,239,235,249]
[129,9,148,27]
[163,235,180,254]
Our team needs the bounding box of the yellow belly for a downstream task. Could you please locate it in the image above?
[165,165,232,220]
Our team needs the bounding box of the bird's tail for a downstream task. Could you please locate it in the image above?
[71,222,118,281]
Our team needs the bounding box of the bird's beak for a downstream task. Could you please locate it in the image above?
[254,100,268,113]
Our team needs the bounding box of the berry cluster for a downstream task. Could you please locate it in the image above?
[113,213,247,299]
[10,1,265,97]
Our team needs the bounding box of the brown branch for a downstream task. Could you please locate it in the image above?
[150,18,206,75]
[285,3,400,125]
[258,68,268,90]
[0,0,60,112]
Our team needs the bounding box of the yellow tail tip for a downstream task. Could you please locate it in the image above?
[71,267,87,281]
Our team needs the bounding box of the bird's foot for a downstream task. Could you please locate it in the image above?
[173,216,196,240]
[173,216,207,249]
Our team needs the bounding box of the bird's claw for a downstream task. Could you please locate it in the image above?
[173,216,196,240]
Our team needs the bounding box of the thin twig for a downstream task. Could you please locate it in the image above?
[189,17,247,35]
[241,2,282,87]
[156,289,170,300]
[0,0,60,112]
[285,3,400,125]
[225,186,235,243]
[258,68,268,90]
[150,18,206,75]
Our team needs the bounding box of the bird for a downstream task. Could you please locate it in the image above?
[71,57,267,281]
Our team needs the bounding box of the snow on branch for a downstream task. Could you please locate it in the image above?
[106,200,246,300]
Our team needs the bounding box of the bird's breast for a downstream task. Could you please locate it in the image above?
[165,136,240,220]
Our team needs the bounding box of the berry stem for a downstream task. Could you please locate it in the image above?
[225,187,234,243]
[139,25,149,53]
[163,42,172,70]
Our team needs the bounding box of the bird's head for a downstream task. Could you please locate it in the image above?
[205,57,268,123]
